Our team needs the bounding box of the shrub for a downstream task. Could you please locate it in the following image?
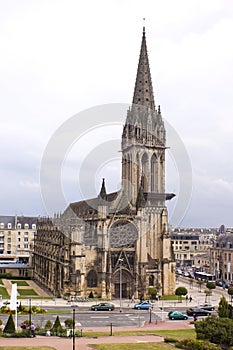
[51,316,63,335]
[64,318,73,328]
[176,338,221,349]
[3,314,15,334]
[218,296,230,318]
[45,320,52,330]
[89,291,94,298]
[148,287,158,300]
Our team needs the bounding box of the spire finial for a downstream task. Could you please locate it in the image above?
[143,18,146,36]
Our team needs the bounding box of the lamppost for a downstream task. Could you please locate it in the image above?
[72,308,75,350]
[119,258,123,312]
[28,296,32,325]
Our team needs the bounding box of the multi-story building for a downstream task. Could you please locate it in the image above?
[0,215,36,277]
[171,228,216,269]
[210,233,233,283]
[33,27,176,299]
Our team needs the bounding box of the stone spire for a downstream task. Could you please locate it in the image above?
[99,178,107,201]
[132,27,155,111]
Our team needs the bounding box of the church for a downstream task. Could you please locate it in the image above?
[33,28,176,299]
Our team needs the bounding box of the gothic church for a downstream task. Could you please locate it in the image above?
[34,28,176,299]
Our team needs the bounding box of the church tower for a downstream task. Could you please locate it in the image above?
[122,27,166,207]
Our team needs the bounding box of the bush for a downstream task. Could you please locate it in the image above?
[148,287,158,300]
[89,291,94,298]
[64,318,73,328]
[3,314,15,334]
[218,296,230,318]
[164,337,177,343]
[45,320,52,330]
[51,316,63,335]
[176,338,221,349]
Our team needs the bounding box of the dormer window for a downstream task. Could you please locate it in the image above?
[7,223,12,229]
[24,224,29,229]
[0,223,4,229]
[32,224,36,230]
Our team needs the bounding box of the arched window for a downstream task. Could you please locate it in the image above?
[87,270,98,288]
[149,275,154,286]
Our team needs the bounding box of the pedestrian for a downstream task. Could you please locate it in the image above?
[46,330,51,336]
[193,313,198,322]
[189,296,192,302]
[186,295,188,302]
[30,323,35,337]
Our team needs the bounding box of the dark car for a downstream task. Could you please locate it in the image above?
[91,303,115,311]
[169,311,188,320]
[186,307,211,316]
[133,301,152,310]
[199,303,215,311]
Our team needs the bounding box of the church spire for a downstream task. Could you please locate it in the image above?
[99,178,107,201]
[132,27,155,111]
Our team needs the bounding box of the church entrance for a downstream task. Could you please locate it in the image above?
[113,268,134,299]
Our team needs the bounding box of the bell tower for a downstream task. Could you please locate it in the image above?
[122,27,166,207]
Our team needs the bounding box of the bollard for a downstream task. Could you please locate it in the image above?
[110,322,113,336]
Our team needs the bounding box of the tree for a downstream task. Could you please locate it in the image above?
[218,296,230,318]
[175,286,188,303]
[45,320,52,330]
[148,287,157,300]
[64,318,73,328]
[204,289,212,303]
[51,315,62,335]
[206,281,216,291]
[197,280,204,292]
[195,315,233,348]
[3,314,15,334]
[228,287,233,304]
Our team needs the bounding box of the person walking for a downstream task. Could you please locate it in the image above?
[30,323,35,337]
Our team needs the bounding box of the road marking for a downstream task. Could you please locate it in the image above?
[90,316,109,319]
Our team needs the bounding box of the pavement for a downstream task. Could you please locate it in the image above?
[0,319,194,350]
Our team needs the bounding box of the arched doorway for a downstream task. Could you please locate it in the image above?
[113,268,134,299]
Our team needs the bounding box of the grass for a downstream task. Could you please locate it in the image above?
[11,281,29,286]
[0,279,3,285]
[17,289,38,296]
[83,328,195,338]
[0,286,10,299]
[160,295,185,301]
[90,343,174,349]
[89,329,196,349]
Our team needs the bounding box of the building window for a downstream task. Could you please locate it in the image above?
[18,238,20,242]
[149,275,154,286]
[18,245,20,249]
[24,238,28,242]
[87,270,98,288]
[17,223,21,229]
[32,224,36,229]
[7,238,11,243]
[24,244,28,249]
[24,224,29,229]
[7,223,12,229]
[24,232,29,236]
[0,223,4,229]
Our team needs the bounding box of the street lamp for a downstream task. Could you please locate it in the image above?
[28,296,32,325]
[72,308,75,350]
[119,258,123,312]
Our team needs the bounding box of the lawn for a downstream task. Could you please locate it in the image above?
[11,281,29,286]
[0,286,10,299]
[17,289,38,296]
[83,329,195,338]
[90,329,196,349]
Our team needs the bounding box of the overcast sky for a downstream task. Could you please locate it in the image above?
[0,0,233,228]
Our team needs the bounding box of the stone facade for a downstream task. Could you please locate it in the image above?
[33,28,176,299]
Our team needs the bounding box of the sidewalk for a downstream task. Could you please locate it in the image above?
[0,319,194,350]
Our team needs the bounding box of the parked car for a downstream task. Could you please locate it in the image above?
[91,303,115,311]
[186,307,211,316]
[199,303,215,311]
[169,311,188,320]
[134,301,152,310]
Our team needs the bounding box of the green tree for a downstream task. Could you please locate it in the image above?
[218,296,230,318]
[195,315,233,348]
[3,314,15,334]
[148,287,157,300]
[51,315,62,335]
[206,281,216,290]
[204,289,212,303]
[45,320,52,330]
[175,286,188,303]
[64,318,73,328]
